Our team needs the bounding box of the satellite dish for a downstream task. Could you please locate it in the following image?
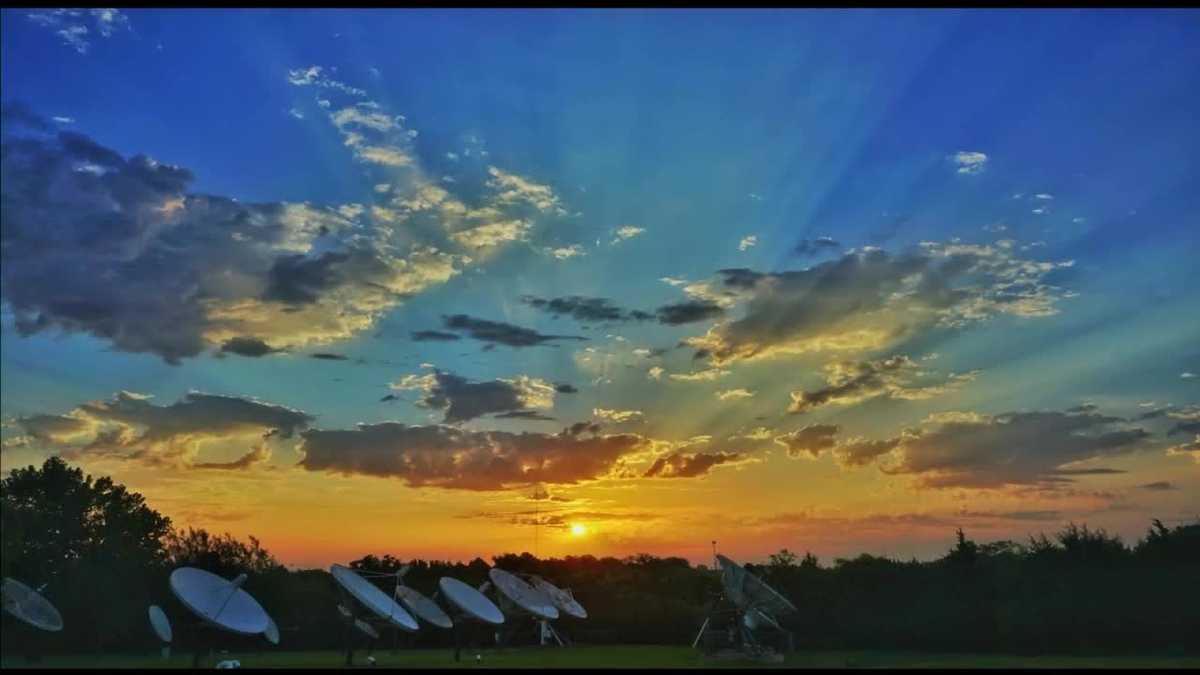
[329,565,418,632]
[488,568,558,621]
[148,604,172,642]
[526,575,587,619]
[437,577,504,625]
[715,555,797,617]
[263,616,280,645]
[169,567,271,635]
[354,618,380,640]
[395,584,453,629]
[1,577,64,632]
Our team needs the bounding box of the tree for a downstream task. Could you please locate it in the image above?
[1,457,173,650]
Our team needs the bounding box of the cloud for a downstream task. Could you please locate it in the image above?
[593,408,644,424]
[27,9,130,54]
[774,424,840,458]
[1138,481,1176,491]
[793,237,840,257]
[485,167,564,215]
[1182,372,1197,379]
[648,366,665,381]
[611,225,645,244]
[298,423,651,490]
[219,337,283,358]
[439,314,587,348]
[554,383,579,394]
[494,411,556,421]
[787,355,978,414]
[716,388,754,401]
[668,367,731,382]
[0,105,470,363]
[642,451,743,478]
[1166,436,1200,463]
[872,409,1153,487]
[655,300,725,326]
[952,151,988,175]
[392,370,556,424]
[286,66,367,97]
[15,391,313,469]
[411,330,462,342]
[193,442,272,470]
[684,242,1074,365]
[520,295,649,323]
[544,244,585,260]
[738,235,758,252]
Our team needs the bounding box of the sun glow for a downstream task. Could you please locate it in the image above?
[570,523,588,537]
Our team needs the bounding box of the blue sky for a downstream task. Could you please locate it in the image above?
[1,9,1198,565]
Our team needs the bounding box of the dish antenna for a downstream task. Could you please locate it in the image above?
[1,577,64,632]
[329,564,417,666]
[148,604,173,643]
[393,567,453,630]
[485,568,562,647]
[692,553,795,662]
[436,576,504,662]
[169,567,275,668]
[263,616,280,645]
[169,568,271,635]
[524,574,587,620]
[148,605,173,659]
[329,564,418,632]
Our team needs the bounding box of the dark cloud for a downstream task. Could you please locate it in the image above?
[792,237,841,257]
[441,314,586,348]
[873,409,1154,488]
[393,370,556,424]
[554,383,579,394]
[774,424,840,458]
[689,244,1073,365]
[310,352,348,360]
[298,423,651,490]
[193,442,271,470]
[411,330,462,342]
[494,411,557,421]
[520,295,643,323]
[655,300,725,325]
[220,337,283,358]
[1139,481,1176,491]
[788,355,977,414]
[0,104,465,364]
[380,394,398,402]
[562,421,602,438]
[16,391,313,467]
[642,451,743,478]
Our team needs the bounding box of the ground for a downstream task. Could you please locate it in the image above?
[3,646,1199,669]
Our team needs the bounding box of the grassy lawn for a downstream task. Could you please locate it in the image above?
[3,646,1198,669]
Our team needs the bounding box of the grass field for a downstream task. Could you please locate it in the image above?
[3,646,1199,669]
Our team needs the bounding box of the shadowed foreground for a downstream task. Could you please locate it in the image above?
[3,647,1200,670]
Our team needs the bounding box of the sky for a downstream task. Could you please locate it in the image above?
[1,8,1198,570]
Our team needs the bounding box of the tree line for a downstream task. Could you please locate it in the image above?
[2,457,1197,656]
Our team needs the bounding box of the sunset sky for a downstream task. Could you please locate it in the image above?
[1,9,1197,569]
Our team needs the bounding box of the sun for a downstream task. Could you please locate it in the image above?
[570,523,588,537]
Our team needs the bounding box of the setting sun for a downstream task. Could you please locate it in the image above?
[570,523,588,537]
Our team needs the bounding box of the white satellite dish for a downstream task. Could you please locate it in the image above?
[263,616,280,645]
[395,584,453,629]
[437,577,504,625]
[148,604,172,642]
[169,568,271,635]
[526,575,587,620]
[329,565,418,632]
[354,618,380,640]
[716,554,796,617]
[1,577,64,632]
[488,568,558,621]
